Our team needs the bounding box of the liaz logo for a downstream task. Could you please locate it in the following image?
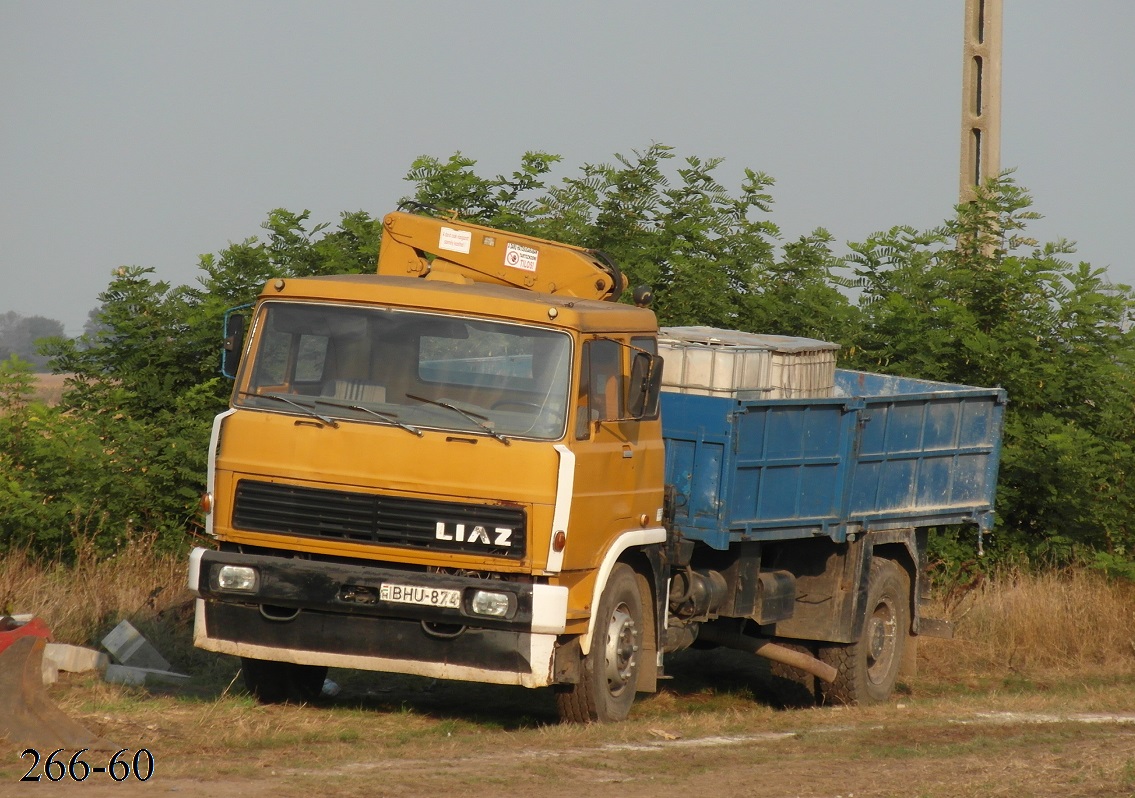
[435,522,514,548]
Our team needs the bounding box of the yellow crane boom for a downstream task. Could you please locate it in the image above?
[377,210,627,301]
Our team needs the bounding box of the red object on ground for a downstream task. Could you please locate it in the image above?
[0,617,53,655]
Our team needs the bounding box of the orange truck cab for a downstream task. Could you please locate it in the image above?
[190,213,669,721]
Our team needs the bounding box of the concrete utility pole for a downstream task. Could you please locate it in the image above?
[960,0,1003,203]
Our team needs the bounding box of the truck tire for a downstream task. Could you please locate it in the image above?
[241,657,327,705]
[817,557,909,706]
[556,563,643,723]
[768,641,820,707]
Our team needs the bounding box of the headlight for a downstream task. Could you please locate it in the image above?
[470,590,512,618]
[212,564,259,593]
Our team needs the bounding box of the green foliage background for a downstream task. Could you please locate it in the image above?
[3,145,1134,577]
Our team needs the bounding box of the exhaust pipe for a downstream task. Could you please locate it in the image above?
[697,624,838,684]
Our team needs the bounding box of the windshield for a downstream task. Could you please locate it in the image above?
[236,301,572,440]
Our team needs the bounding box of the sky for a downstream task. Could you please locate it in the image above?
[2,1,1133,336]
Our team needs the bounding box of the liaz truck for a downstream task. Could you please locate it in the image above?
[187,210,1005,722]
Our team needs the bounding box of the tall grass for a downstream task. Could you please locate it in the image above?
[0,532,189,646]
[922,567,1135,680]
[3,540,1133,685]
[30,373,69,406]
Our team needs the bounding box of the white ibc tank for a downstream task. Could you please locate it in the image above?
[658,326,840,399]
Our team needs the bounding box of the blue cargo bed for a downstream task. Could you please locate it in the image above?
[661,369,1006,549]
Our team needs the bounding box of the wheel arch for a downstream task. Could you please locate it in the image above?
[579,528,665,657]
[868,532,922,638]
[765,530,922,646]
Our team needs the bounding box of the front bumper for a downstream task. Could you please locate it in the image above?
[188,547,569,688]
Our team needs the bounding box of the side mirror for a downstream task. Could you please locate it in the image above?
[221,307,249,379]
[627,352,664,419]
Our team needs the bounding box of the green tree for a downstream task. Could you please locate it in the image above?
[403,151,562,233]
[198,209,383,306]
[0,354,188,554]
[845,173,1135,564]
[745,228,860,343]
[49,267,223,416]
[405,144,787,330]
[16,150,1133,574]
[23,211,385,555]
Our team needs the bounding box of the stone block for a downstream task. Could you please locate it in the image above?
[44,643,109,673]
[101,620,171,671]
[104,664,189,687]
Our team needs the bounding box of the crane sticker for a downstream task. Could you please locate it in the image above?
[439,227,472,255]
[504,242,538,272]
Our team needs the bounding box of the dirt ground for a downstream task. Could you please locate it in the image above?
[3,648,1134,798]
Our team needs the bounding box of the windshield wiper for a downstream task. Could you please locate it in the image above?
[239,391,339,428]
[405,393,510,445]
[315,398,424,437]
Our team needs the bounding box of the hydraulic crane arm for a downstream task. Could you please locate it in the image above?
[377,210,627,302]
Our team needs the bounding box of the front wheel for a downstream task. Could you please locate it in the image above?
[556,563,644,723]
[817,557,910,705]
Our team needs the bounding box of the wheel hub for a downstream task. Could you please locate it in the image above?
[865,600,897,683]
[604,604,638,692]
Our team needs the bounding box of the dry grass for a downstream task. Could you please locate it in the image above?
[4,544,1134,685]
[921,567,1135,682]
[31,372,68,405]
[0,533,190,647]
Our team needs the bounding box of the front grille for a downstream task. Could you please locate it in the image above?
[232,480,526,559]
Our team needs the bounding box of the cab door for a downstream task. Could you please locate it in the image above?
[563,337,663,572]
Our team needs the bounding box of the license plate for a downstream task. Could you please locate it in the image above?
[380,582,461,609]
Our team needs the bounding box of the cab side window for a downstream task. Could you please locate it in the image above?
[631,336,657,357]
[576,339,624,441]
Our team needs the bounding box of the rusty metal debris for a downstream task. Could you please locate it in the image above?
[0,635,109,749]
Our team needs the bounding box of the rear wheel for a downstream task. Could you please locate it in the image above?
[818,557,909,705]
[241,657,327,704]
[768,641,821,707]
[556,563,643,723]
